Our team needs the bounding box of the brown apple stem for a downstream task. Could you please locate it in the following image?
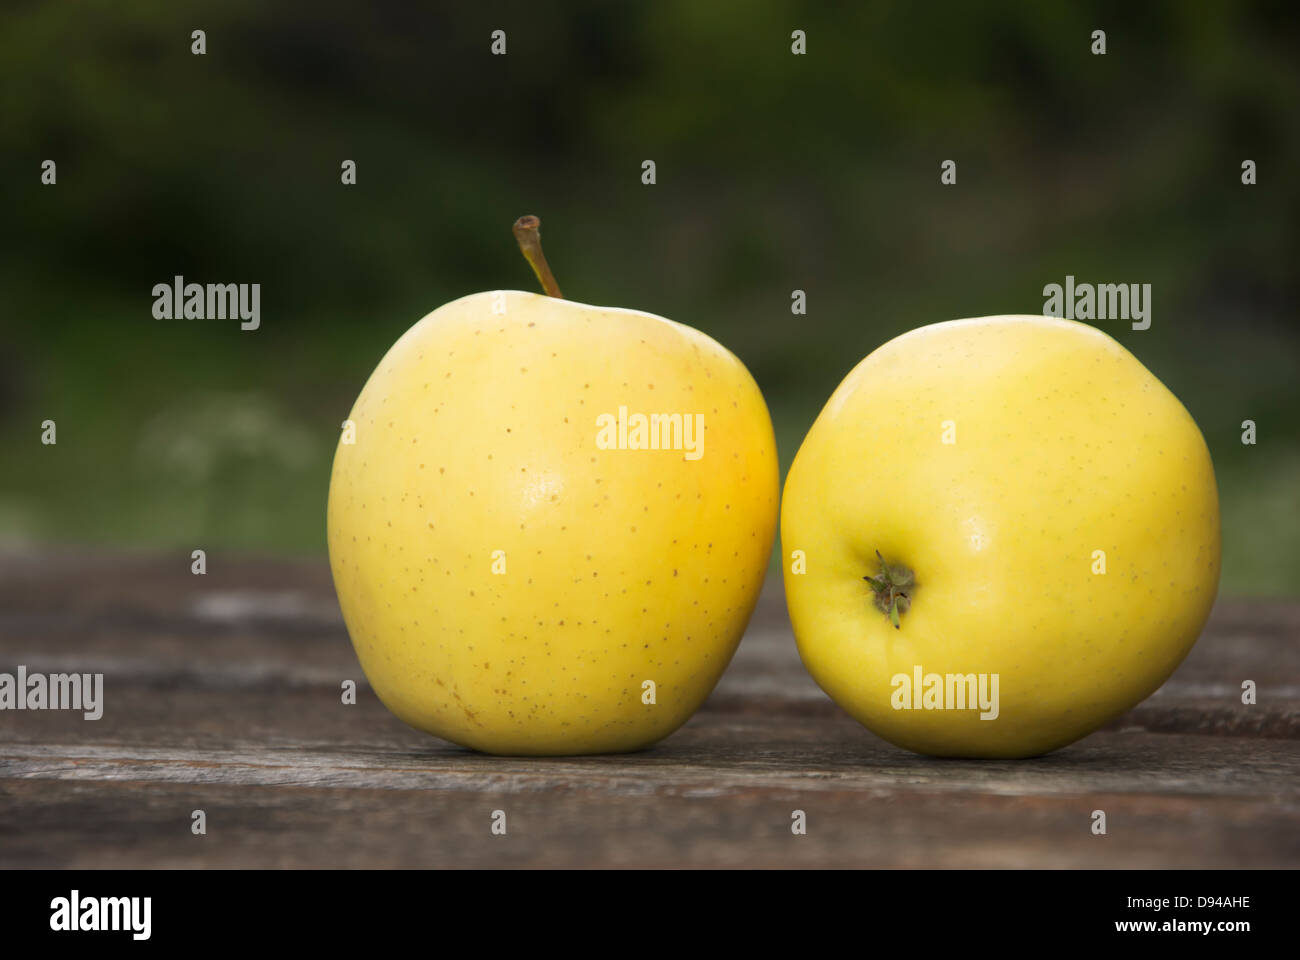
[512,215,564,299]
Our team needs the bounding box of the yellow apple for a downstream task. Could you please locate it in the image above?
[327,218,778,755]
[781,315,1220,758]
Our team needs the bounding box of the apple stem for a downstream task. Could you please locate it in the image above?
[864,550,915,629]
[512,215,564,299]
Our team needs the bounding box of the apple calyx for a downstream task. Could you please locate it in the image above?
[864,551,915,629]
[512,215,564,299]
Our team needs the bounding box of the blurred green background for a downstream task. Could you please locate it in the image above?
[1,1,1296,594]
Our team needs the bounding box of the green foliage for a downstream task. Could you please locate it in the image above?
[0,2,1296,592]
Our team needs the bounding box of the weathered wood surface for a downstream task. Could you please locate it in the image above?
[0,551,1297,868]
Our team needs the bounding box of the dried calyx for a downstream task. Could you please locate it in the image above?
[864,550,915,629]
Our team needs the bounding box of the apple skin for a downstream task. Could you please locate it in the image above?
[328,291,778,755]
[781,315,1220,758]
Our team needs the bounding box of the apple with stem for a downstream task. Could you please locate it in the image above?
[328,217,779,755]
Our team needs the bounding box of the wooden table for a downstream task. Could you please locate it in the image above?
[1,552,1296,868]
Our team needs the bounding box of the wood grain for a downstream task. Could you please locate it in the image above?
[0,550,1296,868]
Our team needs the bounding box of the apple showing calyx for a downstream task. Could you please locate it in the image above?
[328,217,779,755]
[781,315,1220,758]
